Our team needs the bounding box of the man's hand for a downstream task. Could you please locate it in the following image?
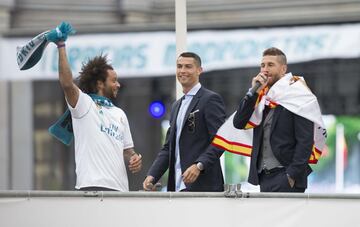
[143,176,156,191]
[182,164,200,184]
[45,22,76,43]
[252,73,269,94]
[128,153,142,173]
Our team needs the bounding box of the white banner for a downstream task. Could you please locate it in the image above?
[2,23,360,80]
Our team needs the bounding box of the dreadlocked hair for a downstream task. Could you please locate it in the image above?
[77,55,114,94]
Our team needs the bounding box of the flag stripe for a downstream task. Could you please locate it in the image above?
[212,136,252,156]
[214,135,252,148]
[246,121,257,128]
[213,135,320,163]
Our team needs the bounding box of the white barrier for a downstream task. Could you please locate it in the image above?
[0,191,359,227]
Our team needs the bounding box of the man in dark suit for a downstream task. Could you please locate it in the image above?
[143,52,226,192]
[233,47,314,192]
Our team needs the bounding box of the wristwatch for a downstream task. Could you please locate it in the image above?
[196,162,204,171]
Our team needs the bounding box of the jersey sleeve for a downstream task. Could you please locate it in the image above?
[67,89,92,119]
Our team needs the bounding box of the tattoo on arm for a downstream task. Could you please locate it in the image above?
[123,148,136,162]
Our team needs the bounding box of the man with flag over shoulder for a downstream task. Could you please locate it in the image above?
[232,47,326,192]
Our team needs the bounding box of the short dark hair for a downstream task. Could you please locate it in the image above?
[178,52,202,67]
[263,47,287,65]
[77,55,114,94]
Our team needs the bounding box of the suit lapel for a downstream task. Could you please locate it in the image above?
[171,97,183,133]
[181,87,203,131]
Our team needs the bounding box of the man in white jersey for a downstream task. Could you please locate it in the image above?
[49,23,142,191]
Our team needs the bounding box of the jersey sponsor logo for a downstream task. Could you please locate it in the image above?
[100,123,124,142]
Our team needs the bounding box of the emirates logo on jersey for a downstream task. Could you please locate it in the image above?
[100,123,124,142]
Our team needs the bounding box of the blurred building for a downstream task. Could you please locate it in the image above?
[2,0,360,33]
[1,0,360,191]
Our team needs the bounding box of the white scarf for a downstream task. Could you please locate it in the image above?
[212,73,326,164]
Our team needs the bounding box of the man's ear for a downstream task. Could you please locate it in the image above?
[197,66,203,76]
[96,80,104,91]
[281,65,287,74]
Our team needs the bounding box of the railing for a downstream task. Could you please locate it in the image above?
[2,189,360,199]
[1,190,359,227]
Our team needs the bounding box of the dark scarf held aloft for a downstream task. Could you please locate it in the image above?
[48,94,114,146]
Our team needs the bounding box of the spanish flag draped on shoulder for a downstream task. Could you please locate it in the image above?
[212,73,327,164]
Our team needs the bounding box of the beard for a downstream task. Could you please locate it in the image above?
[103,87,117,99]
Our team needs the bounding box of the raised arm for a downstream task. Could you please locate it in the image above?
[233,94,258,129]
[57,42,79,108]
[45,22,78,107]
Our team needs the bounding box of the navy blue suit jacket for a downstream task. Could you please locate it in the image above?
[233,93,313,189]
[147,87,226,191]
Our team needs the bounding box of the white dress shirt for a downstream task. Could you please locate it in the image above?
[174,83,201,191]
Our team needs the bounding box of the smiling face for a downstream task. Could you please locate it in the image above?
[260,55,287,87]
[97,69,120,99]
[176,56,203,94]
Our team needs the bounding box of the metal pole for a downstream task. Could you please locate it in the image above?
[0,81,10,189]
[175,0,187,99]
[336,123,345,192]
